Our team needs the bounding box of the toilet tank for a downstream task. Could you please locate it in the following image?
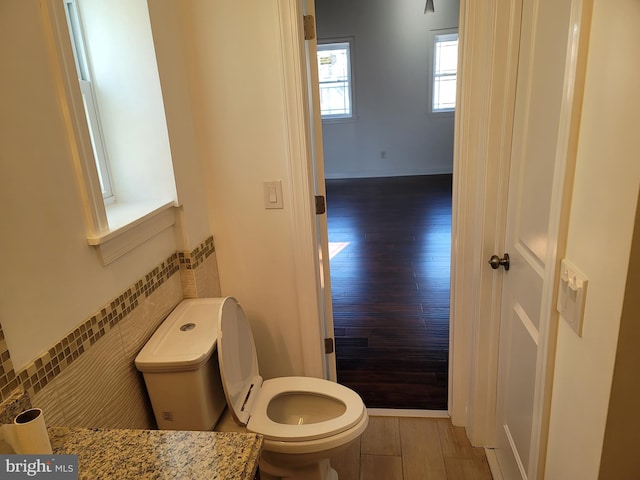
[135,299,227,431]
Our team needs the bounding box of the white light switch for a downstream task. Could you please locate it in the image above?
[264,181,283,209]
[557,259,588,337]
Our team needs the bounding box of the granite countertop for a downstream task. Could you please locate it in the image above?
[48,427,263,480]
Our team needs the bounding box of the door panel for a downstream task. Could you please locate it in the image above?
[504,305,538,472]
[511,259,543,331]
[494,0,578,478]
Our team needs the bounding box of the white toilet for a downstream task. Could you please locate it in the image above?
[136,297,368,480]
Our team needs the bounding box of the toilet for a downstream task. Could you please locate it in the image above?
[135,297,368,480]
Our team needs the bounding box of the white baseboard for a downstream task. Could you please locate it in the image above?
[324,170,453,180]
[485,448,503,480]
[366,408,450,418]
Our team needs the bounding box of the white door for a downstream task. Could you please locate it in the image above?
[301,0,338,381]
[493,0,587,478]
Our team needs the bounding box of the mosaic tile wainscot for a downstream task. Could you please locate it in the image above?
[0,236,220,429]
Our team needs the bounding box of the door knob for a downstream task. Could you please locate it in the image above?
[488,253,510,271]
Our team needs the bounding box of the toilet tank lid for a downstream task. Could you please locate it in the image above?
[135,298,224,373]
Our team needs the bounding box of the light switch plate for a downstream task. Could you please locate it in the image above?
[264,181,283,209]
[557,259,588,337]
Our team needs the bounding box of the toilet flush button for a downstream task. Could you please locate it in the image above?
[180,323,196,332]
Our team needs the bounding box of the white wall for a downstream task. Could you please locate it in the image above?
[147,1,212,251]
[80,0,177,205]
[0,0,313,386]
[169,0,308,379]
[0,1,208,372]
[544,0,640,477]
[315,0,460,179]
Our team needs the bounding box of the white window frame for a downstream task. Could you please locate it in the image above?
[48,0,177,265]
[64,0,114,202]
[317,39,355,121]
[431,30,459,114]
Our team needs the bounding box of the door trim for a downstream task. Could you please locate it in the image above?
[450,0,522,444]
[275,0,327,379]
[303,0,338,382]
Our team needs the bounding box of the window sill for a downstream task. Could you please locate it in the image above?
[321,116,357,125]
[429,110,456,119]
[87,201,176,265]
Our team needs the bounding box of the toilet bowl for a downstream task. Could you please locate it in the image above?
[217,296,368,480]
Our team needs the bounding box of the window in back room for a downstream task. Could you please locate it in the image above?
[317,40,354,120]
[432,31,459,113]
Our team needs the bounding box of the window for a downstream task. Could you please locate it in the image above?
[432,32,459,113]
[317,41,353,119]
[55,0,178,264]
[64,0,113,201]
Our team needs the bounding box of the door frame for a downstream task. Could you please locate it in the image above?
[275,0,335,380]
[274,0,517,396]
[301,0,339,382]
[275,2,589,473]
[449,0,523,444]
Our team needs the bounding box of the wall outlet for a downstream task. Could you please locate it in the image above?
[557,259,588,337]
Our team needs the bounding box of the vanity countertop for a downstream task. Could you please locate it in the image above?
[48,426,262,480]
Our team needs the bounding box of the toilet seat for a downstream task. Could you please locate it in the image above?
[248,376,366,442]
[217,297,366,443]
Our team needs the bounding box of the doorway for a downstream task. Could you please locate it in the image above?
[326,175,451,409]
[314,1,460,409]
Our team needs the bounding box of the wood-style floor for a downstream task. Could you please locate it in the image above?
[326,175,452,410]
[330,416,493,480]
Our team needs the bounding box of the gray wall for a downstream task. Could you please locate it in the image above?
[315,0,460,179]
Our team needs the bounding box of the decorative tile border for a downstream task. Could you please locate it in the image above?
[178,236,215,270]
[0,325,20,402]
[0,236,216,403]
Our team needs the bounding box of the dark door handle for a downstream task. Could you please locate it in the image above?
[488,253,510,271]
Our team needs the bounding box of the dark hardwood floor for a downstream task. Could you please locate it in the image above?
[325,174,452,410]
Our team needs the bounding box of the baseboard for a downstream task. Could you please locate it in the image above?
[324,170,453,180]
[366,408,450,418]
[485,448,503,480]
